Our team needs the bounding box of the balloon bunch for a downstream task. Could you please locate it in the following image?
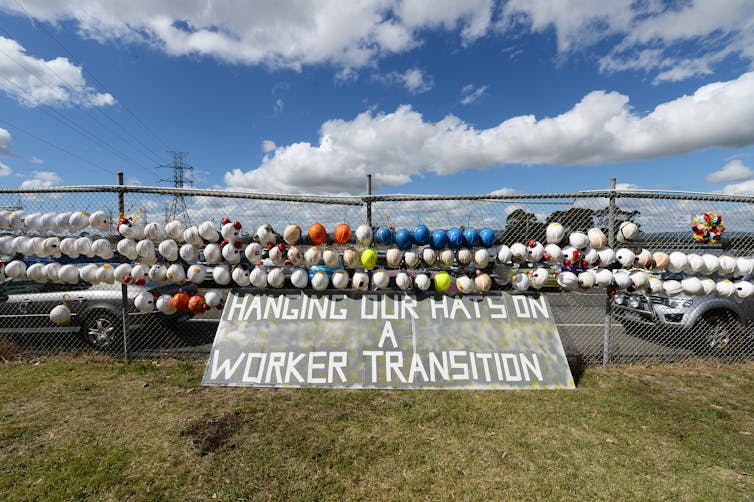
[692,212,725,244]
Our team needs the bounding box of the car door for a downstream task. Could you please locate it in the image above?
[0,279,47,333]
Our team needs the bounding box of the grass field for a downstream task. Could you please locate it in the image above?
[1,357,752,500]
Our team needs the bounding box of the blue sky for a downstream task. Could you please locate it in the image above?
[0,0,753,196]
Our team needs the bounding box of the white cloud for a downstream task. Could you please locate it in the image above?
[29,156,43,164]
[460,84,488,105]
[0,161,11,176]
[273,98,284,113]
[1,1,495,70]
[0,36,115,107]
[502,0,754,82]
[490,187,517,195]
[722,179,754,195]
[262,140,277,153]
[705,159,754,183]
[20,170,62,188]
[615,183,641,191]
[225,71,754,194]
[376,68,433,94]
[0,127,11,156]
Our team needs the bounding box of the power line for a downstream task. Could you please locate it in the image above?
[0,116,116,176]
[11,0,172,151]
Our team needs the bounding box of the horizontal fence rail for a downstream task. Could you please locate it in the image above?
[0,183,753,366]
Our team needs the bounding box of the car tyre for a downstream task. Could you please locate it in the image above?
[695,310,743,358]
[80,310,123,352]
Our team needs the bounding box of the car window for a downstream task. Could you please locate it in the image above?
[0,279,44,295]
[40,280,94,294]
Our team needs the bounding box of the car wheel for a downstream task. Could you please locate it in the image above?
[695,310,742,358]
[80,310,122,352]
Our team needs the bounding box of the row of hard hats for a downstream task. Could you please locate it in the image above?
[0,210,112,233]
[0,235,114,260]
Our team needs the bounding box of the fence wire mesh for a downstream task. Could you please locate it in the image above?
[0,185,753,366]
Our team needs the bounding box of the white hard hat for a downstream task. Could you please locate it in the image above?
[613,270,632,290]
[456,275,475,294]
[331,269,349,289]
[118,221,143,240]
[79,263,99,284]
[58,264,79,284]
[474,248,490,268]
[716,279,735,297]
[587,228,607,249]
[144,222,166,243]
[404,250,420,269]
[386,248,403,268]
[355,224,372,245]
[203,243,223,264]
[735,257,754,277]
[249,267,267,288]
[166,263,186,284]
[204,291,223,308]
[290,268,309,288]
[652,252,670,271]
[89,210,110,231]
[475,273,492,293]
[136,239,156,260]
[96,264,115,284]
[734,281,754,299]
[114,263,132,284]
[457,248,472,266]
[414,273,431,291]
[634,248,652,269]
[595,247,616,266]
[54,212,72,232]
[198,221,219,243]
[183,226,203,247]
[662,280,682,297]
[165,220,186,241]
[117,238,138,261]
[396,271,413,291]
[718,255,736,276]
[220,243,240,266]
[583,247,600,266]
[526,241,545,262]
[221,221,242,242]
[512,273,530,292]
[68,211,90,232]
[546,222,564,244]
[681,277,704,296]
[135,292,156,313]
[92,239,114,260]
[50,304,72,325]
[701,278,717,296]
[44,261,62,281]
[648,276,664,295]
[685,254,705,275]
[578,270,596,289]
[557,271,579,291]
[702,254,720,275]
[24,212,42,231]
[510,243,527,263]
[27,263,47,282]
[617,221,639,242]
[157,295,177,314]
[304,246,322,266]
[439,249,455,267]
[156,239,178,262]
[269,245,287,266]
[59,237,79,259]
[530,268,549,289]
[668,252,688,274]
[544,244,563,265]
[0,235,15,256]
[256,224,276,246]
[352,271,369,291]
[568,232,589,250]
[372,269,390,289]
[322,247,340,268]
[421,248,437,267]
[287,246,305,266]
[267,267,286,288]
[180,244,200,264]
[615,248,635,269]
[343,247,361,269]
[245,242,263,263]
[496,245,512,264]
[283,224,302,245]
[187,264,206,284]
[30,237,46,257]
[594,268,613,288]
[43,237,62,259]
[311,271,329,291]
[212,265,231,285]
[630,270,649,290]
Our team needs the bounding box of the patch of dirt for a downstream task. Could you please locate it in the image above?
[182,411,245,456]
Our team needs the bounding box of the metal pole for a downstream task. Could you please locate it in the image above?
[603,177,616,367]
[366,174,372,228]
[118,172,130,362]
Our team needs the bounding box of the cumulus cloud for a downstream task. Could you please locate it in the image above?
[0,162,11,176]
[502,0,754,82]
[20,170,62,189]
[225,71,754,194]
[262,140,277,153]
[375,68,433,94]
[0,36,115,107]
[722,180,754,195]
[29,156,43,164]
[460,84,488,105]
[0,127,11,156]
[705,159,754,183]
[1,1,495,69]
[490,187,517,195]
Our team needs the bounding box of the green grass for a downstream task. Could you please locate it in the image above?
[1,357,753,500]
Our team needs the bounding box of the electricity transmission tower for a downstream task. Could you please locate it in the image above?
[161,151,193,225]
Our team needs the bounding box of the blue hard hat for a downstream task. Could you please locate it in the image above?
[463,227,479,247]
[375,226,394,245]
[447,227,464,249]
[430,229,448,249]
[413,224,431,246]
[479,227,495,248]
[395,229,413,250]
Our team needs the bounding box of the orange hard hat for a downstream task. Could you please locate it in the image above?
[308,223,328,245]
[333,223,352,245]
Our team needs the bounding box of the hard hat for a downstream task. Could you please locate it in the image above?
[544,244,563,265]
[287,246,305,266]
[267,267,285,288]
[233,265,252,287]
[198,221,219,243]
[668,252,688,274]
[331,269,350,289]
[474,248,490,268]
[457,248,472,266]
[114,263,132,284]
[183,226,203,247]
[735,281,754,299]
[50,304,72,325]
[587,228,607,249]
[322,247,340,268]
[530,268,549,289]
[701,254,719,275]
[360,248,378,270]
[58,264,80,284]
[221,242,242,264]
[652,252,670,271]
[69,211,90,232]
[221,220,242,242]
[372,269,390,289]
[375,226,394,245]
[630,270,649,290]
[43,237,62,259]
[617,221,639,243]
[735,257,754,277]
[203,243,223,264]
[701,278,717,296]
[546,222,564,244]
[334,224,352,245]
[283,224,302,245]
[157,295,177,314]
[613,270,632,290]
[594,268,613,288]
[431,229,448,250]
[456,275,475,294]
[116,238,138,261]
[135,292,155,313]
[557,271,579,291]
[526,241,545,262]
[165,220,186,241]
[167,263,186,284]
[290,268,309,288]
[568,232,589,250]
[615,248,635,269]
[307,223,328,245]
[716,279,735,297]
[578,270,596,289]
[342,247,360,269]
[438,249,455,267]
[648,276,664,295]
[355,224,372,245]
[496,245,512,264]
[404,249,420,269]
[662,280,682,297]
[352,271,369,291]
[510,242,527,263]
[583,247,600,266]
[422,248,437,267]
[145,222,167,243]
[212,265,231,285]
[245,242,263,263]
[685,253,705,275]
[97,264,116,284]
[157,239,179,262]
[434,271,452,292]
[718,255,736,276]
[415,273,431,291]
[479,228,495,248]
[413,225,431,246]
[512,273,530,292]
[446,228,464,249]
[27,263,47,282]
[92,239,114,260]
[136,239,156,260]
[269,244,287,266]
[187,264,206,284]
[682,277,704,296]
[463,227,479,247]
[305,246,322,266]
[311,270,329,291]
[396,272,413,291]
[475,273,492,293]
[89,210,110,232]
[395,229,412,251]
[257,224,277,246]
[180,243,200,264]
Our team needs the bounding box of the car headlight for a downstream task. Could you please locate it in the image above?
[628,296,642,309]
[663,298,694,308]
[613,294,624,305]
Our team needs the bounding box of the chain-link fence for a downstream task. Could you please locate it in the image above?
[1,183,753,366]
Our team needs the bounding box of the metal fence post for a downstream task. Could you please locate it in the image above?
[117,172,130,362]
[366,174,372,228]
[603,177,617,367]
